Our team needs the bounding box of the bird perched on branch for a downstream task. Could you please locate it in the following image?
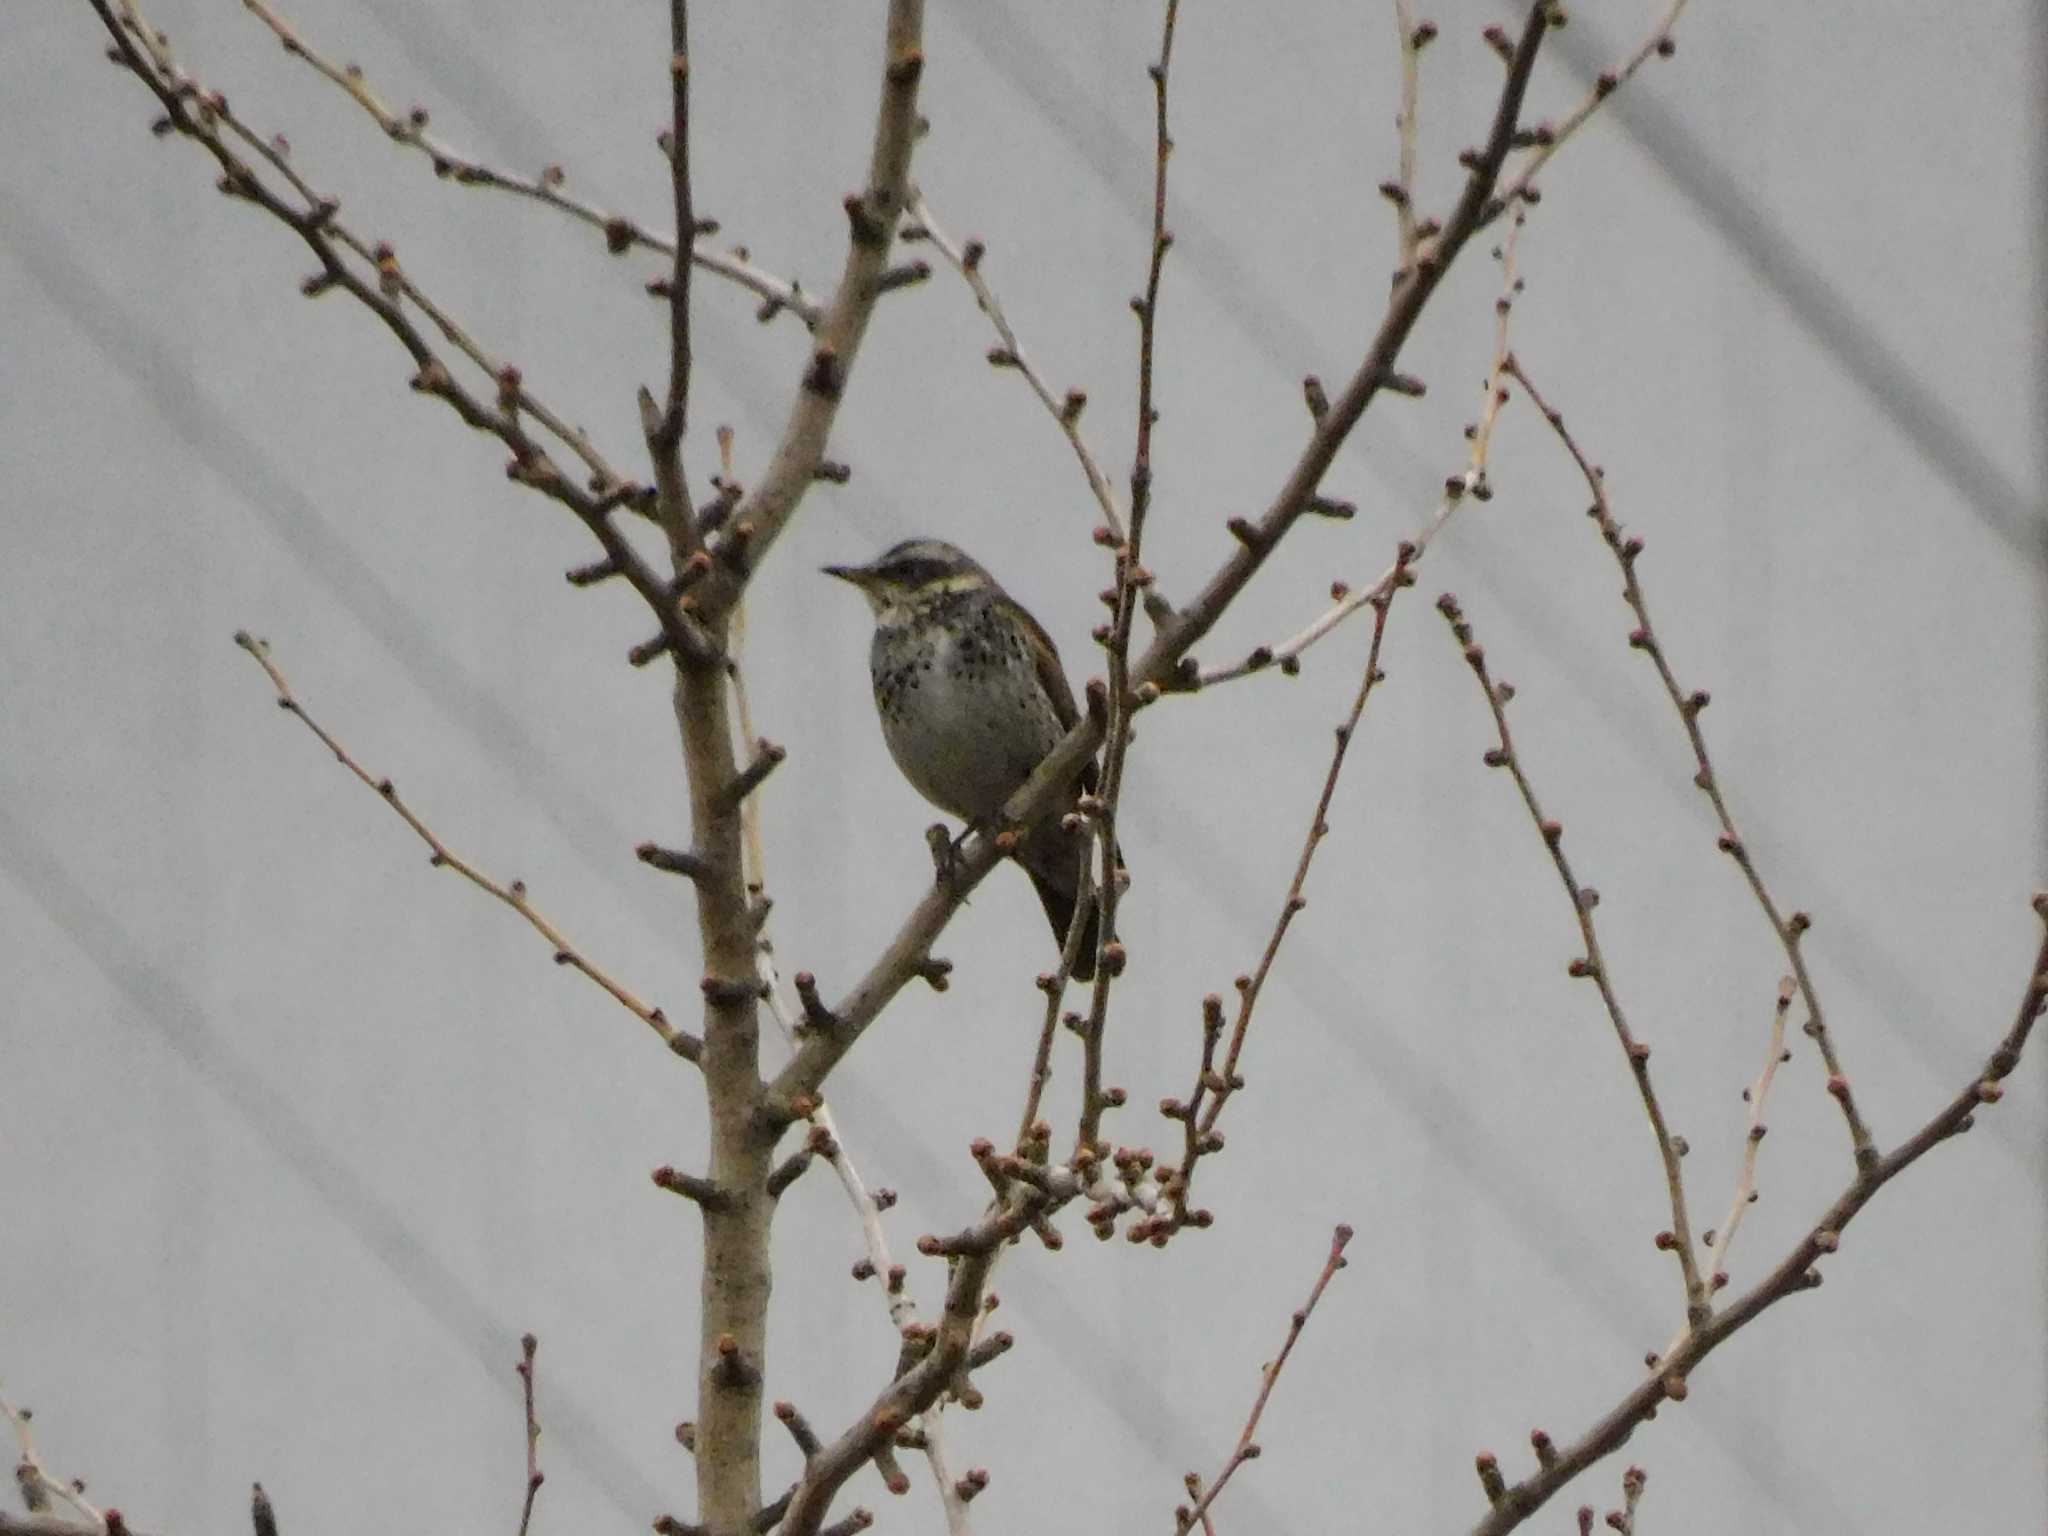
[825,538,1105,979]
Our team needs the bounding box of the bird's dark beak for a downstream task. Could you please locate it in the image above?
[822,563,868,586]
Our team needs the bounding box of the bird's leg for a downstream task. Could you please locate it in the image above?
[926,822,963,889]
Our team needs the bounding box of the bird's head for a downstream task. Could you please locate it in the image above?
[823,538,993,620]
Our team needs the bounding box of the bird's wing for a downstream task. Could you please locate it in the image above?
[1019,605,1081,731]
[1017,605,1109,800]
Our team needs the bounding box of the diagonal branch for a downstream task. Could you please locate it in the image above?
[238,0,821,328]
[89,0,703,668]
[774,1137,1174,1535]
[774,1158,1080,1536]
[1701,980,1793,1295]
[233,632,697,1062]
[906,190,1126,543]
[1174,1225,1354,1533]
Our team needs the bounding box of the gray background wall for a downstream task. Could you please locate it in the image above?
[3,2,2044,1532]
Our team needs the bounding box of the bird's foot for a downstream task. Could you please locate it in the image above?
[926,822,964,890]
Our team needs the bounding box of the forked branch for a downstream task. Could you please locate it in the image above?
[1435,595,1707,1326]
[693,0,928,617]
[1504,357,1876,1169]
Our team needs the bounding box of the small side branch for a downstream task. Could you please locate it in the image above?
[232,632,698,1063]
[1705,980,1794,1292]
[723,740,788,808]
[638,842,710,881]
[1174,1225,1354,1533]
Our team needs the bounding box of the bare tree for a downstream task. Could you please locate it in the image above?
[10,3,2043,1535]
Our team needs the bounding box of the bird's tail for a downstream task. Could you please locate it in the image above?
[1021,821,1129,982]
[1027,860,1099,982]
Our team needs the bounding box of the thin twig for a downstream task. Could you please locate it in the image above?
[1174,1225,1354,1533]
[232,632,697,1062]
[1504,356,1877,1171]
[646,1,700,575]
[1074,0,1182,1157]
[1013,887,1099,1152]
[1204,0,1700,687]
[514,1334,543,1536]
[237,0,821,327]
[1706,980,1793,1292]
[1436,594,1708,1327]
[906,191,1126,542]
[1386,0,1430,278]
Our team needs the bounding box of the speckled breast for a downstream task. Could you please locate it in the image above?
[869,595,1067,824]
